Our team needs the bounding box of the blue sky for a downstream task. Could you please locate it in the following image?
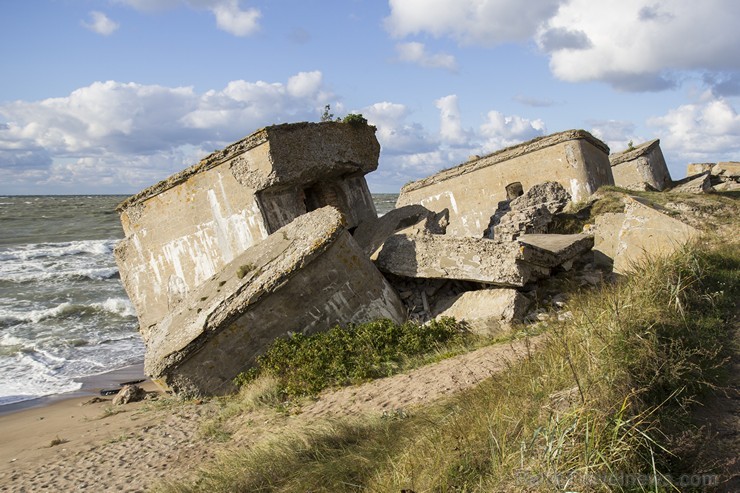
[1,0,739,194]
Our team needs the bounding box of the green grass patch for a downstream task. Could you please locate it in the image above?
[235,317,467,397]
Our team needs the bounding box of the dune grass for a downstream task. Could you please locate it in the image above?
[157,236,737,492]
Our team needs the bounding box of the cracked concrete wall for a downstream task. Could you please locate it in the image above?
[396,130,613,237]
[115,122,380,337]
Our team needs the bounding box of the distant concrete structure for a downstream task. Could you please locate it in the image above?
[145,207,406,396]
[610,139,672,191]
[396,130,613,237]
[115,122,380,335]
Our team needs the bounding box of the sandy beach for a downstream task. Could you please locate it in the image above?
[0,337,541,492]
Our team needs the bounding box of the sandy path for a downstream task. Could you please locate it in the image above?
[0,336,541,492]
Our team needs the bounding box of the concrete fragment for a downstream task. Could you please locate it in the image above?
[433,289,530,335]
[115,122,381,336]
[613,197,699,275]
[396,130,613,237]
[144,207,406,397]
[375,234,551,286]
[488,181,571,240]
[671,172,714,194]
[610,139,672,191]
[352,204,447,258]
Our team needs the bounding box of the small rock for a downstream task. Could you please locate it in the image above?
[112,384,146,406]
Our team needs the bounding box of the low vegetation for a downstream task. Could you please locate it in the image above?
[234,317,468,397]
[159,233,737,492]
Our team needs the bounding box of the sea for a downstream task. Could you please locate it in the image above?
[0,193,399,407]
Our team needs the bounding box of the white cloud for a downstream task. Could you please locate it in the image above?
[81,11,119,36]
[362,102,437,155]
[385,0,563,45]
[479,111,546,150]
[210,0,260,36]
[435,95,469,145]
[395,42,457,71]
[118,0,260,36]
[587,120,639,153]
[539,0,740,91]
[0,73,330,192]
[648,92,740,162]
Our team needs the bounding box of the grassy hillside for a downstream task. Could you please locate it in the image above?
[156,190,738,492]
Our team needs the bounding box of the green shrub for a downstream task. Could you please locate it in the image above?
[341,113,368,125]
[236,318,463,397]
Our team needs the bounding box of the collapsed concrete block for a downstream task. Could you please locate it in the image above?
[487,181,571,240]
[686,163,715,176]
[115,122,380,336]
[144,207,406,397]
[613,197,699,275]
[375,232,592,287]
[433,289,530,335]
[671,172,714,194]
[396,130,613,237]
[375,234,549,286]
[352,204,447,258]
[610,139,672,191]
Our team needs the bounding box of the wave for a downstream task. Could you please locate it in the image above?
[0,298,136,326]
[0,239,118,262]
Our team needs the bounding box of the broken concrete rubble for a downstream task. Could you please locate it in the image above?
[486,181,571,240]
[145,207,406,396]
[609,139,672,191]
[396,130,613,237]
[433,289,530,336]
[671,172,714,194]
[115,122,380,335]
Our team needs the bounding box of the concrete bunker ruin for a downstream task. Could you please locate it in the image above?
[115,122,381,336]
[396,129,614,237]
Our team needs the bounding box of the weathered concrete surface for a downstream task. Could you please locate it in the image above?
[115,122,380,335]
[591,212,626,268]
[713,162,740,180]
[686,163,715,176]
[487,181,571,240]
[145,207,406,396]
[610,139,672,191]
[352,205,447,258]
[517,234,595,267]
[672,172,714,194]
[375,234,551,286]
[613,197,699,274]
[396,130,613,237]
[433,289,530,335]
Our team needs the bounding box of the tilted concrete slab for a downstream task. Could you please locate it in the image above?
[115,122,381,336]
[396,130,613,237]
[613,197,699,275]
[374,234,551,287]
[671,172,713,194]
[713,162,740,179]
[591,212,626,268]
[686,163,715,176]
[433,289,530,336]
[516,234,595,267]
[144,207,406,397]
[610,139,672,191]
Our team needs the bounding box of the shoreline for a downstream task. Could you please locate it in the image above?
[0,361,149,416]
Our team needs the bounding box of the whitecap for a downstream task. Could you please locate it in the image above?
[92,298,137,318]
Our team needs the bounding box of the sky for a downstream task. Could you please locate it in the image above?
[1,1,739,194]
